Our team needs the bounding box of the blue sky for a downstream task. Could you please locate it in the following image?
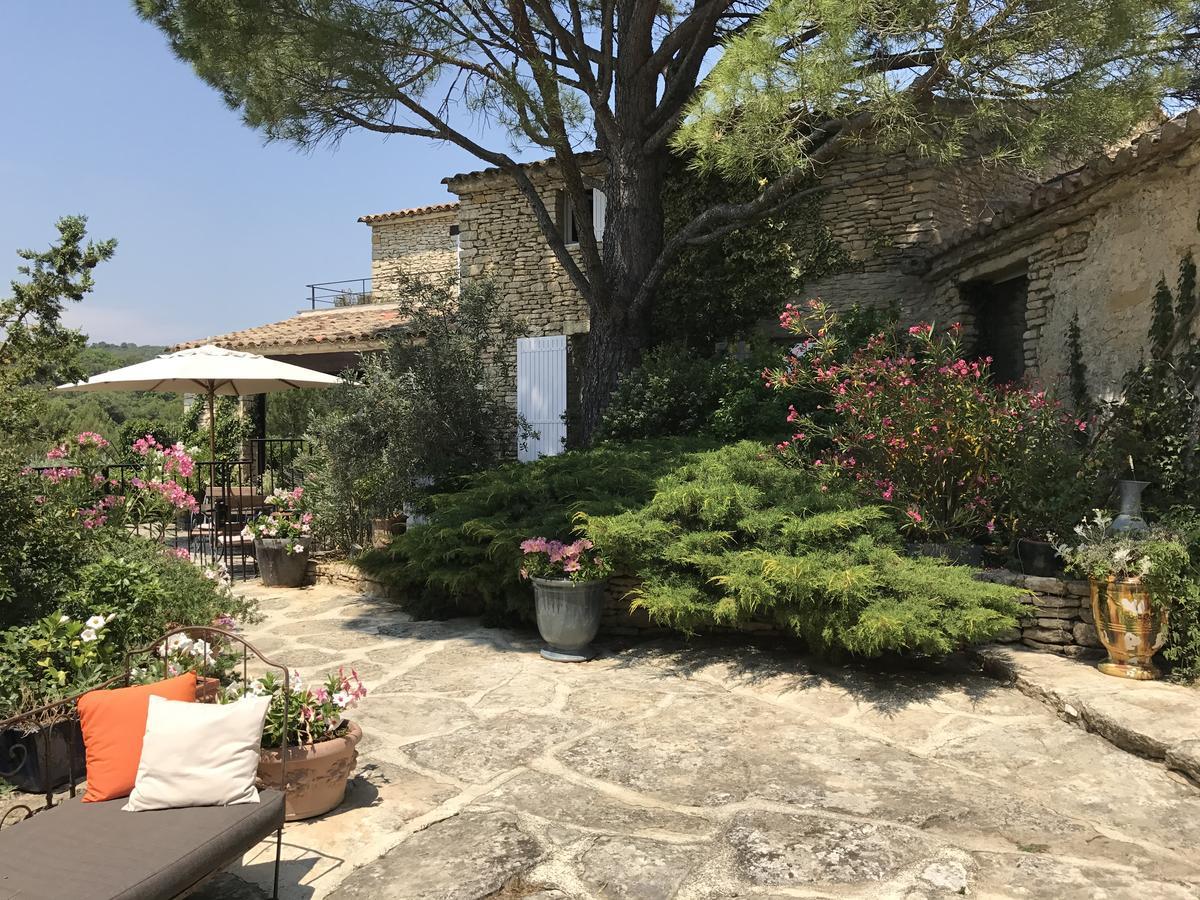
[0,3,509,346]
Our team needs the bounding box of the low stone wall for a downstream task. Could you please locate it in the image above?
[977,570,1103,658]
[307,557,399,601]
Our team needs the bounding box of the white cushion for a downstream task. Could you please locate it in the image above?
[123,694,271,812]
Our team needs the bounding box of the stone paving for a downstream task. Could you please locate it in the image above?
[203,581,1200,900]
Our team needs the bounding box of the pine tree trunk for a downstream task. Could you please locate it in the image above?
[578,144,666,443]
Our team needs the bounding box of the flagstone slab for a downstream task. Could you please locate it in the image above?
[195,581,1200,900]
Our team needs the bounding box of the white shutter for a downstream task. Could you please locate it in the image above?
[516,335,568,461]
[592,188,607,242]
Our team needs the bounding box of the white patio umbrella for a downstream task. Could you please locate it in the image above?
[57,344,343,460]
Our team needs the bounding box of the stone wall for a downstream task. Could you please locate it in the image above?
[369,208,459,301]
[977,570,1102,658]
[926,131,1200,394]
[448,165,595,341]
[802,142,1041,319]
[309,557,399,601]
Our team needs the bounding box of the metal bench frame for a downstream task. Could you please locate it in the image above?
[1,626,290,899]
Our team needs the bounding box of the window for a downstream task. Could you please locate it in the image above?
[556,188,606,245]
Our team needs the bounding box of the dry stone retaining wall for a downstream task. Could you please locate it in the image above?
[977,570,1103,657]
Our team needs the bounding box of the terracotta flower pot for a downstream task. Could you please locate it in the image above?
[195,676,221,702]
[257,721,361,821]
[1089,577,1169,680]
[370,516,405,549]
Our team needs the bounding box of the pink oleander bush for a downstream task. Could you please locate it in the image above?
[519,537,609,582]
[34,433,200,536]
[768,300,1090,544]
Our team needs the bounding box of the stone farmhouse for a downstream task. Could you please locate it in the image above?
[180,109,1200,455]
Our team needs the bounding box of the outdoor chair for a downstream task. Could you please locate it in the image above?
[0,627,289,900]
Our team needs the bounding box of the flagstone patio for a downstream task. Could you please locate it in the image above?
[204,581,1200,900]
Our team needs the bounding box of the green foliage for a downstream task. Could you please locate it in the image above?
[304,278,529,552]
[675,0,1192,180]
[1160,507,1200,682]
[362,438,1024,656]
[0,456,91,629]
[653,156,852,346]
[1100,251,1200,510]
[773,302,1090,543]
[598,344,788,443]
[178,394,250,460]
[0,613,117,718]
[581,443,1026,657]
[357,440,703,622]
[0,530,255,716]
[0,216,116,449]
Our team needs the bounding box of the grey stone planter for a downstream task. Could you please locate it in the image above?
[256,537,311,587]
[532,577,605,662]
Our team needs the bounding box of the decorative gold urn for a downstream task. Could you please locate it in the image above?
[1089,577,1169,680]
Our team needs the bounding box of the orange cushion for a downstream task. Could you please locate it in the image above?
[78,672,197,802]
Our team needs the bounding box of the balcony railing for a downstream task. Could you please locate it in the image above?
[305,278,373,310]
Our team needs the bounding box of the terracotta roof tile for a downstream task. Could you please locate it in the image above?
[172,303,410,353]
[358,202,458,224]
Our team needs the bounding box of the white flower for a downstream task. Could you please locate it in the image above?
[80,628,98,643]
[1138,557,1153,577]
[58,614,70,624]
[160,633,193,657]
[293,543,304,554]
[85,615,107,630]
[189,639,212,659]
[332,690,353,709]
[224,683,242,699]
[248,679,267,696]
[289,671,303,691]
[1112,548,1132,568]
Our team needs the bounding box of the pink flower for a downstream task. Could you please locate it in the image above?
[905,507,924,524]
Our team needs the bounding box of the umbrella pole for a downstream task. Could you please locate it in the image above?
[207,387,217,463]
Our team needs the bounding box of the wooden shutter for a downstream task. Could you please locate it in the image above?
[592,188,607,242]
[516,335,568,461]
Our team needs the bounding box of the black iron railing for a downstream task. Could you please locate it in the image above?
[306,278,373,309]
[97,438,310,581]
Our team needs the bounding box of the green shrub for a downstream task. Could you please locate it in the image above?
[304,277,529,552]
[357,439,704,622]
[362,439,1025,658]
[582,443,1027,657]
[63,532,257,650]
[597,344,787,442]
[1160,507,1200,682]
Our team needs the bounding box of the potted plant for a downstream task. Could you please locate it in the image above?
[0,612,115,793]
[242,487,313,587]
[1054,511,1188,680]
[520,537,609,662]
[224,668,367,821]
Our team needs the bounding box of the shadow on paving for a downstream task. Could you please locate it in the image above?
[356,594,1005,716]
